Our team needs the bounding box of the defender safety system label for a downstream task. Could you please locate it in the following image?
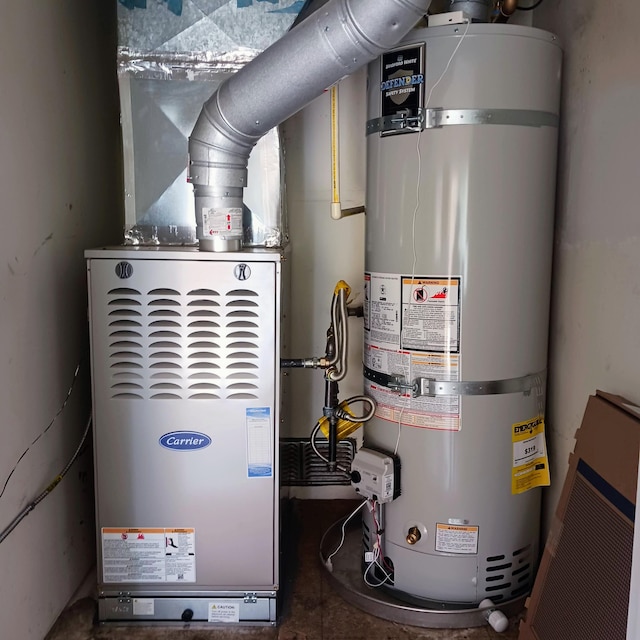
[380,44,425,130]
[102,528,196,583]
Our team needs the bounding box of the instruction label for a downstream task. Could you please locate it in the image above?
[208,601,240,623]
[164,528,196,582]
[202,207,242,236]
[364,272,462,431]
[512,416,551,494]
[246,407,273,478]
[102,528,196,583]
[435,524,479,554]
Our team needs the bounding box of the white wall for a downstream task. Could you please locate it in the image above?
[534,0,640,529]
[0,3,121,639]
[283,70,367,498]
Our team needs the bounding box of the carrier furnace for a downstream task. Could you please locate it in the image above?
[87,247,285,624]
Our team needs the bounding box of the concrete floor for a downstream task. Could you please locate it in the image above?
[46,500,522,640]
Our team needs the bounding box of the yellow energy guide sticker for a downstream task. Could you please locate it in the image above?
[512,416,550,494]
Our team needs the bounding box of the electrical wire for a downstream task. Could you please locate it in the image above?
[0,360,83,500]
[0,414,92,545]
[395,18,471,455]
[363,501,394,588]
[517,0,544,9]
[325,500,368,568]
[364,556,394,588]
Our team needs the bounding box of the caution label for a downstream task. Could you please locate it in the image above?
[512,416,551,494]
[435,524,479,554]
[208,601,240,623]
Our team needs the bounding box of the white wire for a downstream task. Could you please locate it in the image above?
[395,18,471,456]
[326,499,368,564]
[363,548,394,588]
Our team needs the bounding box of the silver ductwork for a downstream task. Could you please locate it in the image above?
[188,0,431,252]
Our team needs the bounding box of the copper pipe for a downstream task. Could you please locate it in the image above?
[502,0,517,15]
[494,0,517,22]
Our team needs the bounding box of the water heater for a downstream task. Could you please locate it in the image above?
[360,23,561,606]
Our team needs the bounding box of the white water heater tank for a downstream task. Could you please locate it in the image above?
[362,23,561,605]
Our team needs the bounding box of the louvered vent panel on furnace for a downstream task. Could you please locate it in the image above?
[185,288,222,400]
[225,288,261,400]
[104,267,272,402]
[107,287,145,399]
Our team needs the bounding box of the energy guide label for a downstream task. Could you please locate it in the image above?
[102,528,196,583]
[511,417,550,494]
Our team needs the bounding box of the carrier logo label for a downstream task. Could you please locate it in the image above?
[159,431,211,451]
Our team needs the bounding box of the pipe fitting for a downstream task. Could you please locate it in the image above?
[406,526,422,545]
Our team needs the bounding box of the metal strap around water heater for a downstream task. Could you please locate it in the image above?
[365,108,559,136]
[363,365,546,398]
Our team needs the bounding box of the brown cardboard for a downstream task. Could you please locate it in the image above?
[519,390,640,640]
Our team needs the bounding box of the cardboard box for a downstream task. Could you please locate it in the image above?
[519,391,639,640]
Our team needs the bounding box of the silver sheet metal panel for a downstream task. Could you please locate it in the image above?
[116,0,298,248]
[363,24,561,605]
[117,0,304,58]
[87,247,284,623]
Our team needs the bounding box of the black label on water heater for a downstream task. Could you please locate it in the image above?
[380,44,425,126]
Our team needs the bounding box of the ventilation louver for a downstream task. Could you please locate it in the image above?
[106,285,267,400]
[280,438,356,486]
[479,543,533,602]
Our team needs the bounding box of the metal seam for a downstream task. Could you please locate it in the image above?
[363,365,546,397]
[366,108,559,135]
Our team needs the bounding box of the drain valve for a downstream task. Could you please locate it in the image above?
[406,526,421,545]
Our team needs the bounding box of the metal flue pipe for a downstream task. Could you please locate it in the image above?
[188,0,431,251]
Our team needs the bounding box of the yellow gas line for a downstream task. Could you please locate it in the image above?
[330,84,342,219]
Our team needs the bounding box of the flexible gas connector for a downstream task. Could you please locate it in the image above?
[325,281,350,382]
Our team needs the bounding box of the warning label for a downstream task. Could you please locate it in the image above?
[164,528,196,583]
[202,207,242,236]
[102,528,196,583]
[364,272,462,431]
[401,278,460,353]
[435,524,479,554]
[512,417,551,494]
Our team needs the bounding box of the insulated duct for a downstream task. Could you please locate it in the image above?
[188,0,431,252]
